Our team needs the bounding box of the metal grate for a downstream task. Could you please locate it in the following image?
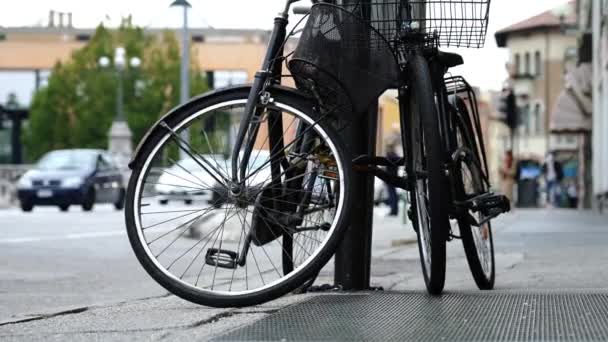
[214,291,608,341]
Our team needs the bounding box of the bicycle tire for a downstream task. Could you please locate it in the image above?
[125,86,353,307]
[405,54,449,295]
[452,97,495,290]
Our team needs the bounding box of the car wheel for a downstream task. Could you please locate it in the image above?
[184,199,193,205]
[82,188,95,212]
[21,201,34,212]
[114,188,126,210]
[159,199,168,205]
[59,204,70,212]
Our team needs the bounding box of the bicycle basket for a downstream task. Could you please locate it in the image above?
[340,0,491,48]
[288,3,399,116]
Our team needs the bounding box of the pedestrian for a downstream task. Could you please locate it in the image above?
[385,142,400,216]
[566,181,579,209]
[499,150,516,205]
[542,152,563,208]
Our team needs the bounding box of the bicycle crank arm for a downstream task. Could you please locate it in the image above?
[355,165,410,191]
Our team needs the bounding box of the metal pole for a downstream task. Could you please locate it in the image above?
[592,0,600,207]
[334,102,378,290]
[179,3,191,159]
[117,69,124,122]
[11,115,22,164]
[333,0,376,291]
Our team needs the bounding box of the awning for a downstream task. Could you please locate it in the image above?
[550,63,592,133]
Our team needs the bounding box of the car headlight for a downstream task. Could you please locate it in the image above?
[17,177,32,189]
[62,176,84,188]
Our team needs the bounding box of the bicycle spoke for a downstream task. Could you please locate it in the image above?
[160,121,230,186]
[167,157,219,191]
[129,97,346,300]
[143,204,217,231]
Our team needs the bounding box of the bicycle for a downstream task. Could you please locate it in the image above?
[124,0,510,307]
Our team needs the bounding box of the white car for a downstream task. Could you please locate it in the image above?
[154,151,272,206]
[155,155,227,206]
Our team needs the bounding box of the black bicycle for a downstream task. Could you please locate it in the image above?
[124,0,510,307]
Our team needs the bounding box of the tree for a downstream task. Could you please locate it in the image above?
[24,21,208,162]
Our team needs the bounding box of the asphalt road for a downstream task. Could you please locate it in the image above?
[0,203,416,324]
[1,207,607,341]
[0,205,166,323]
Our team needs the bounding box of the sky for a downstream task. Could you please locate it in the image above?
[0,0,573,92]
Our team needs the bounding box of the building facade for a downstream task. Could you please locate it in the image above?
[495,3,579,162]
[578,0,608,207]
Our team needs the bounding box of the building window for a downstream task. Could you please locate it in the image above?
[534,103,542,134]
[192,35,205,43]
[514,54,521,76]
[207,70,248,89]
[565,134,576,144]
[75,34,91,41]
[521,104,531,135]
[535,51,542,76]
[0,71,37,106]
[524,52,531,75]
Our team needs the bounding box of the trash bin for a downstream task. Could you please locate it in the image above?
[516,160,541,208]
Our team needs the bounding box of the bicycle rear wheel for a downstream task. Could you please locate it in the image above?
[125,87,353,307]
[452,97,495,290]
[405,55,449,295]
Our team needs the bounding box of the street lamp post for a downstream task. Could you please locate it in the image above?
[99,47,141,169]
[171,0,192,160]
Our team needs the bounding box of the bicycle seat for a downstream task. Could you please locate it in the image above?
[437,50,464,68]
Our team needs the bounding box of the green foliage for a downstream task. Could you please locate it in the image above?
[24,22,208,162]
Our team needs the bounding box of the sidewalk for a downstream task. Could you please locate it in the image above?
[1,208,605,341]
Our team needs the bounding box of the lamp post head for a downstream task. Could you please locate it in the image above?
[130,56,141,68]
[114,46,126,69]
[98,56,111,68]
[170,0,191,8]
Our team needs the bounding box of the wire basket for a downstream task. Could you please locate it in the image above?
[331,0,491,48]
[289,3,399,116]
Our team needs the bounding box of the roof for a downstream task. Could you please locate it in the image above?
[550,63,592,133]
[495,1,577,47]
[0,26,270,39]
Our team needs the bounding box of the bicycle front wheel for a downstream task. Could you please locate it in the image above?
[125,87,353,307]
[405,55,450,295]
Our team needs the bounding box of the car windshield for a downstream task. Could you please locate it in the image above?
[37,150,97,171]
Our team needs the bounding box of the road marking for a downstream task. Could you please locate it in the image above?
[0,231,126,244]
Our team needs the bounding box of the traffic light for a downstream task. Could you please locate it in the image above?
[0,106,4,130]
[498,89,518,130]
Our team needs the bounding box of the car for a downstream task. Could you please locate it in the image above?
[16,149,125,212]
[154,151,272,207]
[154,155,228,206]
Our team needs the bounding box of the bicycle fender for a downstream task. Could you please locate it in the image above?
[127,84,312,169]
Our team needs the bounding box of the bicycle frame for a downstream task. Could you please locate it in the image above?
[231,0,302,184]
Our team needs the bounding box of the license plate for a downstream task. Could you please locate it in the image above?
[37,189,53,198]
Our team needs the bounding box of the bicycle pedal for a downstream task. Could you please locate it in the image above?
[205,249,238,269]
[459,193,510,214]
